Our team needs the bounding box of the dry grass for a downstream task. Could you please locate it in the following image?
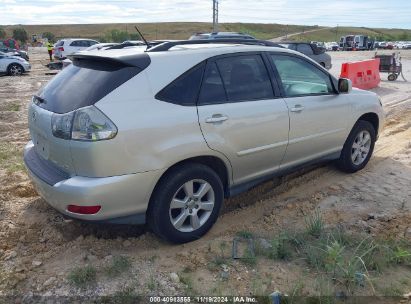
[2,22,318,41]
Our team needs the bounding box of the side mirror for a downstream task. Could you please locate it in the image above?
[338,78,352,93]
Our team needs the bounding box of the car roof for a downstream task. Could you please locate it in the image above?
[77,43,299,58]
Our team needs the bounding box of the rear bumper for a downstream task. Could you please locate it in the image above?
[24,142,162,224]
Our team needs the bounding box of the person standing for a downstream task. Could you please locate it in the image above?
[47,41,53,61]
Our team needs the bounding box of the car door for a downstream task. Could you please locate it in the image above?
[197,53,290,185]
[269,53,351,168]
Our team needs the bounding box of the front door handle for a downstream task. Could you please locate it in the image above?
[205,114,229,123]
[290,105,305,113]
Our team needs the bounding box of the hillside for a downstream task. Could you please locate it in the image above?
[289,26,411,42]
[2,22,319,41]
[2,23,410,42]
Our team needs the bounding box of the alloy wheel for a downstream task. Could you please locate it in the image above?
[351,130,371,165]
[169,179,215,233]
[10,65,23,76]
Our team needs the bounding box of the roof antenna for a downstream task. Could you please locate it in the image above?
[134,26,150,50]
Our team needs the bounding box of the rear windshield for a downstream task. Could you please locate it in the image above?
[36,59,142,113]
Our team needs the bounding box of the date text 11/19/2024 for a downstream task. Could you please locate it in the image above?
[149,296,258,303]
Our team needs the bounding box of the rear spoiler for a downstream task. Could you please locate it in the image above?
[68,53,151,70]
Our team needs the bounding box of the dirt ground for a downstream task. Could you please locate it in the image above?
[0,48,411,301]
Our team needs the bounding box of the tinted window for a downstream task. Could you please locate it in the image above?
[36,59,143,113]
[216,55,273,102]
[198,62,227,104]
[156,63,205,106]
[56,40,64,47]
[271,54,334,97]
[280,43,297,51]
[296,44,313,55]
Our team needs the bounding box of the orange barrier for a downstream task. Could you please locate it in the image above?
[340,59,381,90]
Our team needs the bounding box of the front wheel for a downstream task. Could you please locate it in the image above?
[7,63,24,76]
[337,120,376,173]
[148,163,223,243]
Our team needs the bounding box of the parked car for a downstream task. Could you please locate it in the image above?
[378,42,387,49]
[53,39,99,60]
[189,32,256,40]
[24,40,384,243]
[0,51,31,76]
[280,42,332,69]
[326,42,339,51]
[0,47,29,61]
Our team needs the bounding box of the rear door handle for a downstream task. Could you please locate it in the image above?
[290,105,305,113]
[205,114,229,123]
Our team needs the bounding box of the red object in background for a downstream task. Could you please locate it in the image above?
[340,59,381,90]
[2,38,20,50]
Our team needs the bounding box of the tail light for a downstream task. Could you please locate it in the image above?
[51,106,117,141]
[58,47,64,51]
[67,205,101,214]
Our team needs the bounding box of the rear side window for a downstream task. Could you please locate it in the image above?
[36,59,143,114]
[198,62,227,104]
[216,55,274,102]
[155,63,205,106]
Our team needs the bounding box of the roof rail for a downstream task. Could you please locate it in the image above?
[147,39,284,52]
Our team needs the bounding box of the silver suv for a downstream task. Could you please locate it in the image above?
[24,40,384,243]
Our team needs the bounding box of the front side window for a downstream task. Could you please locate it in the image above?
[271,54,334,97]
[156,63,205,106]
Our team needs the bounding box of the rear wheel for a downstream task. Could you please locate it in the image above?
[7,63,23,76]
[337,120,376,173]
[148,163,223,243]
[388,74,397,81]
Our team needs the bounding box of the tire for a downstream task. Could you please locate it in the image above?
[388,74,397,81]
[7,63,23,76]
[337,120,376,173]
[148,163,223,243]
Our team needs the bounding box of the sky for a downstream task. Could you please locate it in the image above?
[0,0,410,29]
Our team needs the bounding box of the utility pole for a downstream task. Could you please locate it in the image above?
[213,0,219,32]
[335,24,339,42]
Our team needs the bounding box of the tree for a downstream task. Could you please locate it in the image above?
[0,27,6,39]
[105,29,130,43]
[42,31,55,42]
[12,27,28,43]
[398,31,410,41]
